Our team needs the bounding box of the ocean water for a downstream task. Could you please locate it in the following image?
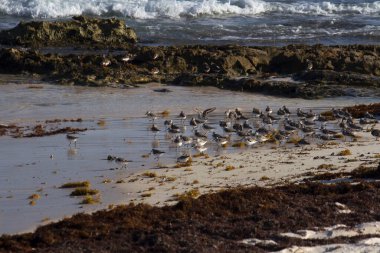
[0,0,379,46]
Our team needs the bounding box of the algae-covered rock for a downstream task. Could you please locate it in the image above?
[222,55,255,76]
[269,50,306,74]
[1,44,380,98]
[0,16,137,48]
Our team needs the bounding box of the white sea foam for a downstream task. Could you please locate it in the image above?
[277,238,380,253]
[240,222,380,253]
[0,0,379,19]
[274,1,380,16]
[280,222,380,240]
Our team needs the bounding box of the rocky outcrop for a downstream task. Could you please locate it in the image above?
[1,44,380,98]
[172,73,374,99]
[0,16,380,99]
[295,70,380,87]
[268,45,380,76]
[0,16,137,48]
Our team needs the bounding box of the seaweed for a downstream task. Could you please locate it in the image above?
[70,188,99,197]
[60,181,90,189]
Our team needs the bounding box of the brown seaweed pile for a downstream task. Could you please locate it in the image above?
[1,178,380,252]
[0,120,87,138]
[304,159,380,182]
[22,126,87,138]
[344,103,380,118]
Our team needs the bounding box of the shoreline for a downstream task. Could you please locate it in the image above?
[0,17,379,99]
[0,84,379,253]
[0,84,378,237]
[1,129,378,234]
[0,133,380,252]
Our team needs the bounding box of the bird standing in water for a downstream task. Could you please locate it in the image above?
[66,134,78,147]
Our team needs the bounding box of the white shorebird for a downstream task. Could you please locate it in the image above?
[252,107,261,116]
[195,107,216,119]
[173,135,183,147]
[151,67,160,75]
[342,128,357,140]
[243,120,253,129]
[194,144,207,154]
[151,148,165,160]
[181,135,193,145]
[225,109,236,119]
[146,111,157,121]
[214,134,228,146]
[297,108,307,118]
[256,133,268,143]
[102,59,111,67]
[168,122,181,133]
[305,110,317,121]
[320,124,338,136]
[190,117,198,128]
[243,137,258,146]
[177,154,191,164]
[364,111,376,119]
[115,157,129,168]
[282,105,291,114]
[164,120,173,127]
[122,53,135,63]
[215,138,228,146]
[178,111,186,123]
[277,107,286,116]
[168,127,181,134]
[262,115,272,125]
[265,106,273,114]
[235,107,244,117]
[152,52,160,60]
[195,138,207,147]
[203,62,211,73]
[66,134,78,147]
[150,124,160,132]
[306,59,313,71]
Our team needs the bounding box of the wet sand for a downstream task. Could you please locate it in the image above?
[0,81,379,237]
[117,131,380,207]
[2,177,380,252]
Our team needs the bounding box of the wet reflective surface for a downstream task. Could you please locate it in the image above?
[0,79,379,234]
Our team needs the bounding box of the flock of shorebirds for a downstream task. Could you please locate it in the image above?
[64,106,379,166]
[145,106,380,164]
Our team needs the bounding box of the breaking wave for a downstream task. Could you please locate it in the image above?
[0,0,379,19]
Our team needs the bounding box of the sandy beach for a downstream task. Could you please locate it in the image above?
[1,137,379,252]
[1,82,379,237]
[120,131,380,207]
